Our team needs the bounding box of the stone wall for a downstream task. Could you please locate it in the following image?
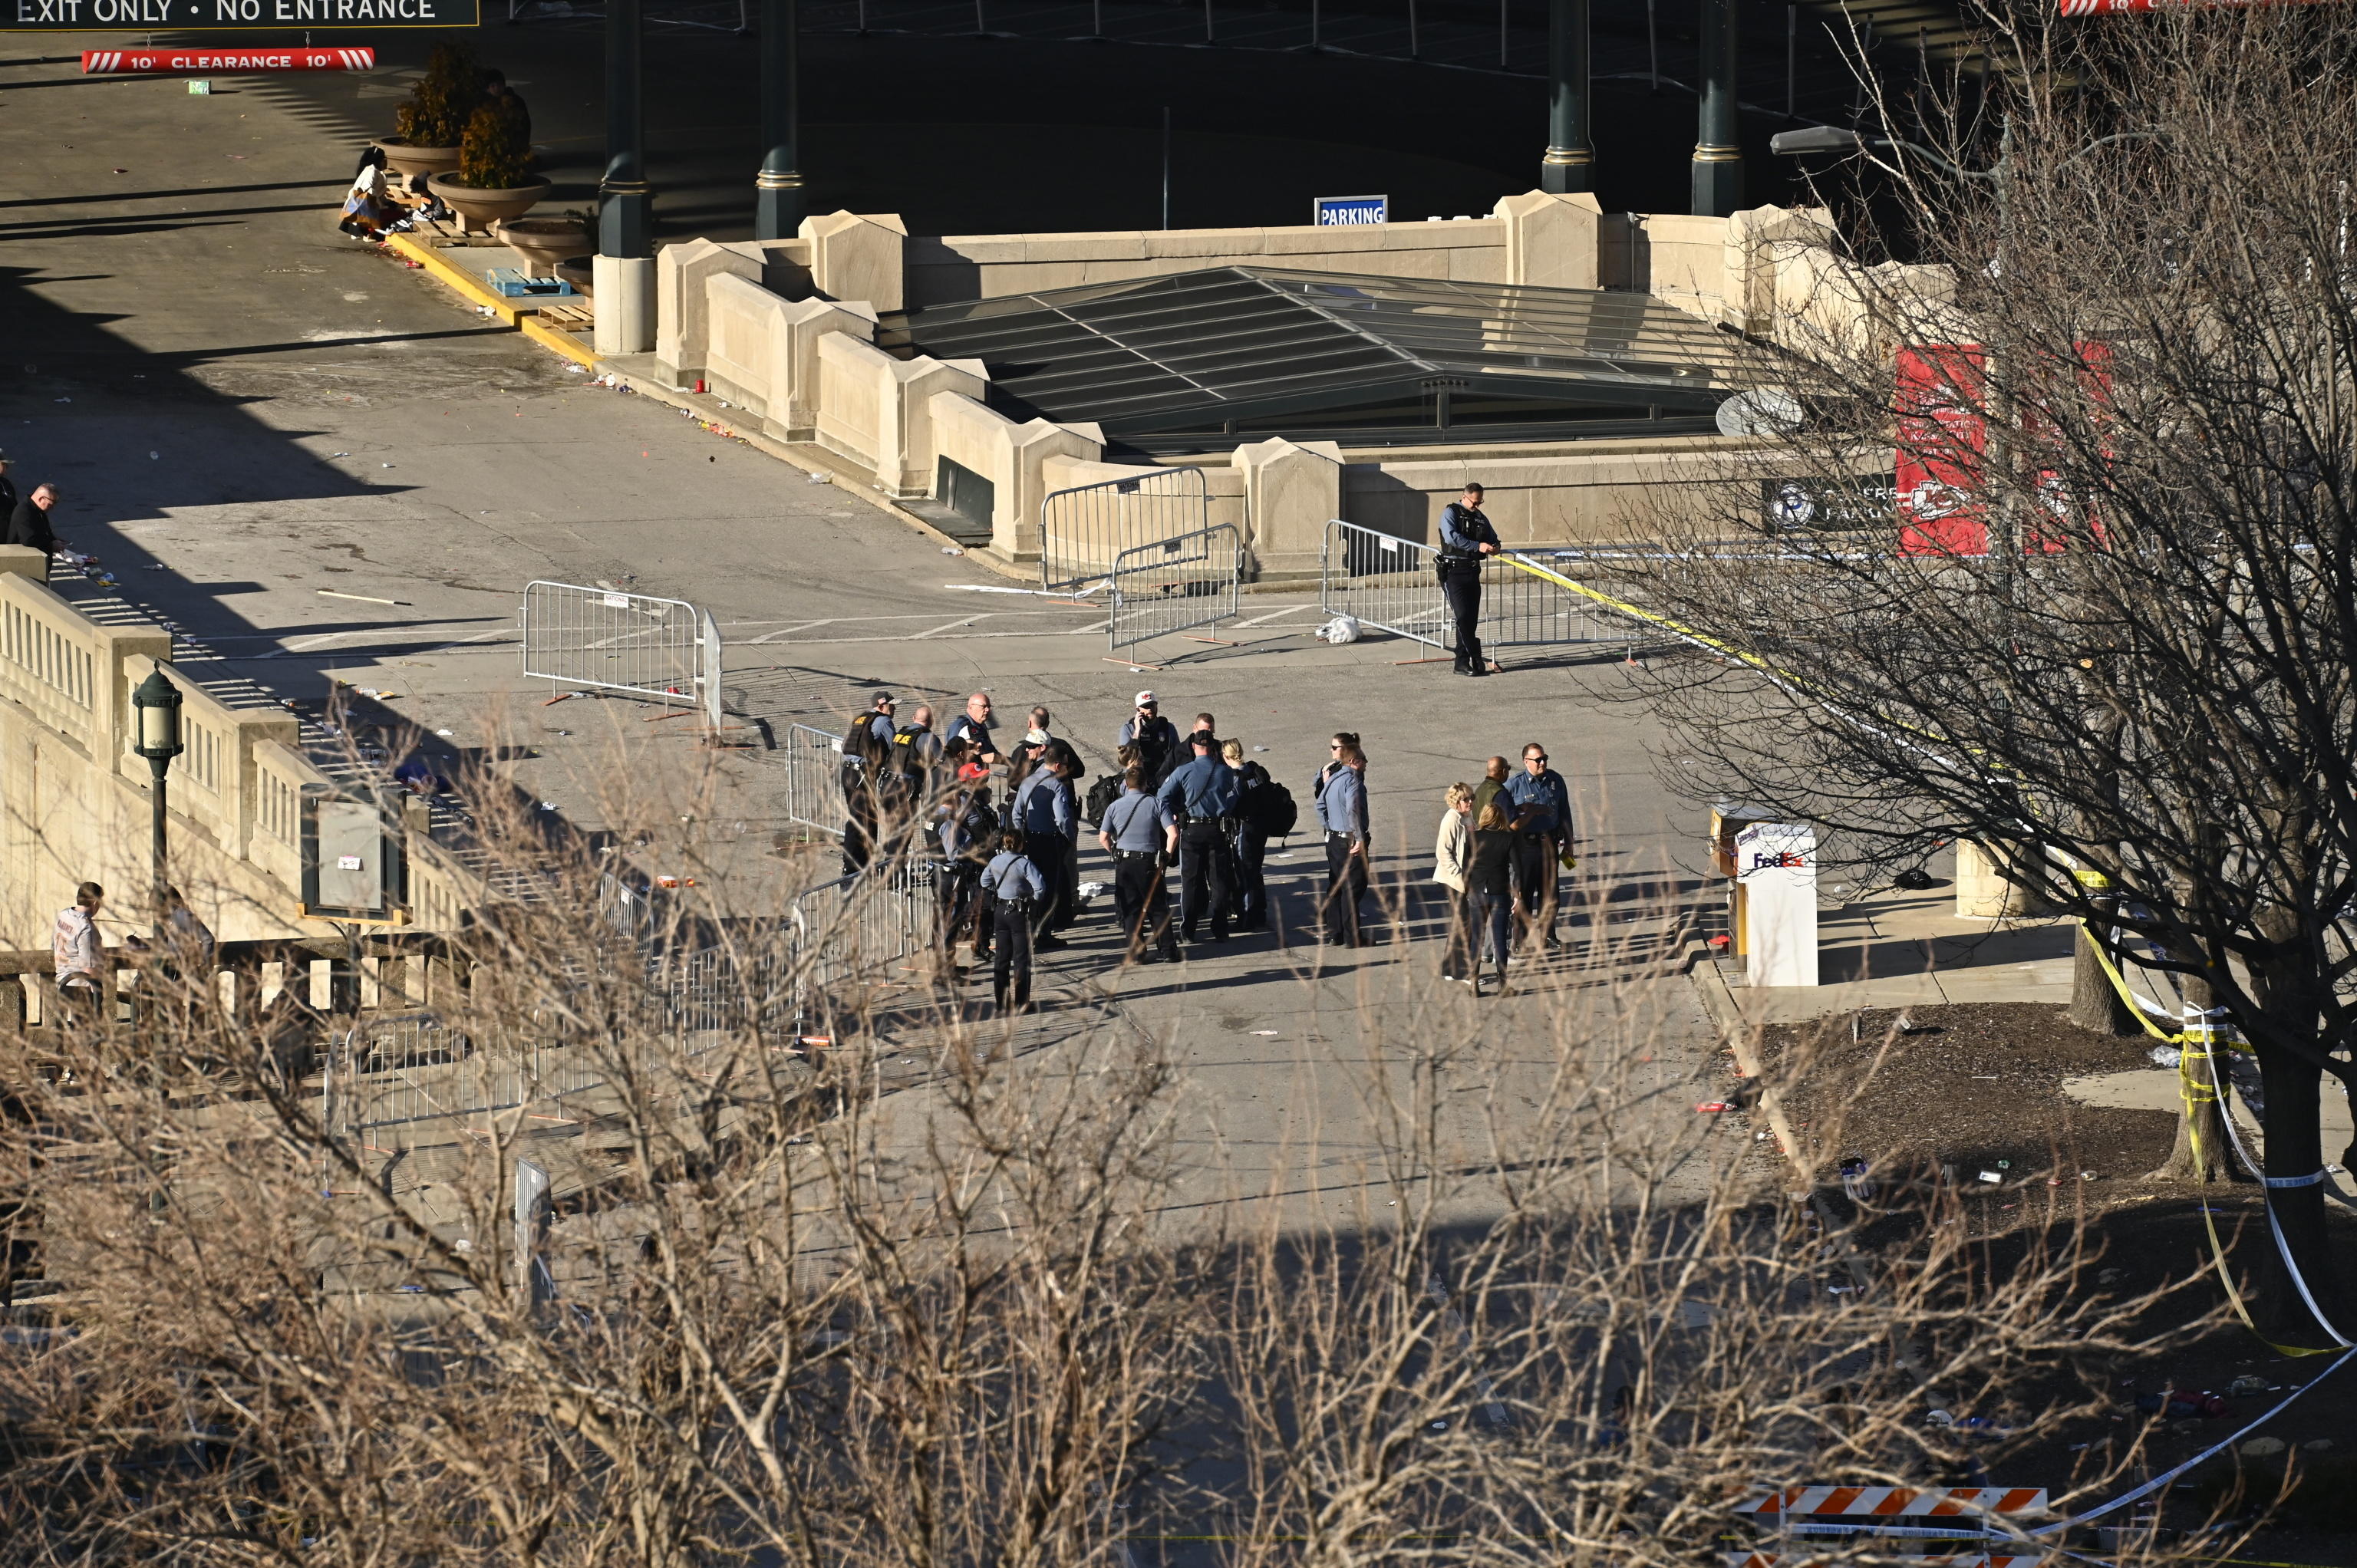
[638,197,1949,581]
[0,549,478,970]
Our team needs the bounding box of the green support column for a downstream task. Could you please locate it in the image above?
[1692,0,1744,216]
[755,0,806,240]
[599,0,651,258]
[1541,0,1594,193]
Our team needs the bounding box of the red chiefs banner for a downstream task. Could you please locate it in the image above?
[1895,344,1990,556]
[82,46,374,72]
[1897,343,2111,556]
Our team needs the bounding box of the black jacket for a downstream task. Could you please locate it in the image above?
[5,497,54,553]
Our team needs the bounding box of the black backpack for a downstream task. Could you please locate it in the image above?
[958,798,999,861]
[1252,775,1299,836]
[1083,772,1123,827]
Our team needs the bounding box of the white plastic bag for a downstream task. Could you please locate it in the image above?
[1317,614,1361,645]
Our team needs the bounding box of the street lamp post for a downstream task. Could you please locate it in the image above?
[130,667,185,946]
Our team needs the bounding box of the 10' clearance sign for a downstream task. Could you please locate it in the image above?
[84,45,374,70]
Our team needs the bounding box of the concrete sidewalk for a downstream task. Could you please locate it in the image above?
[1699,874,2077,1030]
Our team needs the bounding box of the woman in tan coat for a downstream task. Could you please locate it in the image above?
[1433,782,1475,985]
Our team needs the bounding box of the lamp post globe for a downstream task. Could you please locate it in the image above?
[131,667,184,941]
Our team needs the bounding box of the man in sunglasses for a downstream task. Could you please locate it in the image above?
[1502,743,1572,953]
[1116,691,1182,785]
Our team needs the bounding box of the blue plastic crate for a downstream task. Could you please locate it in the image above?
[484,267,576,298]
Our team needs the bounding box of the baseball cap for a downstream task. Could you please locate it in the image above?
[1134,690,1157,707]
[871,692,895,708]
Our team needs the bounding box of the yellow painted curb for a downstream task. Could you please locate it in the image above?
[384,232,524,324]
[519,315,597,367]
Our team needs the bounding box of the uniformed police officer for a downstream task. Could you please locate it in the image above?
[979,827,1049,1011]
[1438,483,1502,677]
[1156,731,1241,944]
[1317,739,1372,945]
[1098,765,1179,964]
[1010,749,1077,950]
[1502,741,1574,953]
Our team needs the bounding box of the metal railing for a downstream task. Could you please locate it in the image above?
[1040,466,1208,595]
[787,860,938,1030]
[521,580,724,730]
[1109,523,1240,652]
[1317,519,1671,660]
[328,1013,607,1141]
[783,722,848,840]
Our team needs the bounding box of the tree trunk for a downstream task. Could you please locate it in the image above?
[2148,970,2248,1183]
[2068,902,2138,1036]
[2252,1045,2350,1346]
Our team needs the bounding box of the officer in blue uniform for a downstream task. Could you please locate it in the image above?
[1156,731,1241,944]
[1438,483,1501,677]
[1502,742,1574,952]
[979,828,1049,1011]
[1010,750,1077,950]
[1098,765,1179,964]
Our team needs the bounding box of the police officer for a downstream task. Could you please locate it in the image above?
[1502,741,1574,954]
[1317,740,1372,945]
[1010,747,1077,950]
[1438,483,1501,677]
[839,692,898,877]
[1157,731,1241,944]
[1116,691,1182,785]
[1098,765,1179,964]
[978,828,1049,1012]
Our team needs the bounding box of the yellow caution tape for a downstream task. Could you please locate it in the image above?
[2077,921,2340,1356]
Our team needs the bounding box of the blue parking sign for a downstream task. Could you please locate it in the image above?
[1312,195,1389,226]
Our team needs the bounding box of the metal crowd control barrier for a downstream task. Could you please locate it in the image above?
[521,580,724,730]
[1109,523,1240,654]
[783,722,846,840]
[1317,519,1672,660]
[328,1013,608,1142]
[1039,466,1208,595]
[786,861,936,1030]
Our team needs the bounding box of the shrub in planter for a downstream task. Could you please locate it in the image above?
[394,43,480,148]
[455,103,532,192]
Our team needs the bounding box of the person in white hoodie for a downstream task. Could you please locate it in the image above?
[51,881,107,1028]
[1433,784,1475,987]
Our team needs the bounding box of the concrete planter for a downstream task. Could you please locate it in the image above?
[493,216,591,273]
[553,255,595,296]
[428,173,550,234]
[375,137,459,183]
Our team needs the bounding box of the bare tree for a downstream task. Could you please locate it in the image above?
[1621,4,2357,1338]
[0,729,2229,1562]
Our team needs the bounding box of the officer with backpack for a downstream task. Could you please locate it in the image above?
[1157,731,1241,944]
[1099,764,1178,964]
[839,693,898,875]
[979,828,1049,1013]
[1116,692,1182,786]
